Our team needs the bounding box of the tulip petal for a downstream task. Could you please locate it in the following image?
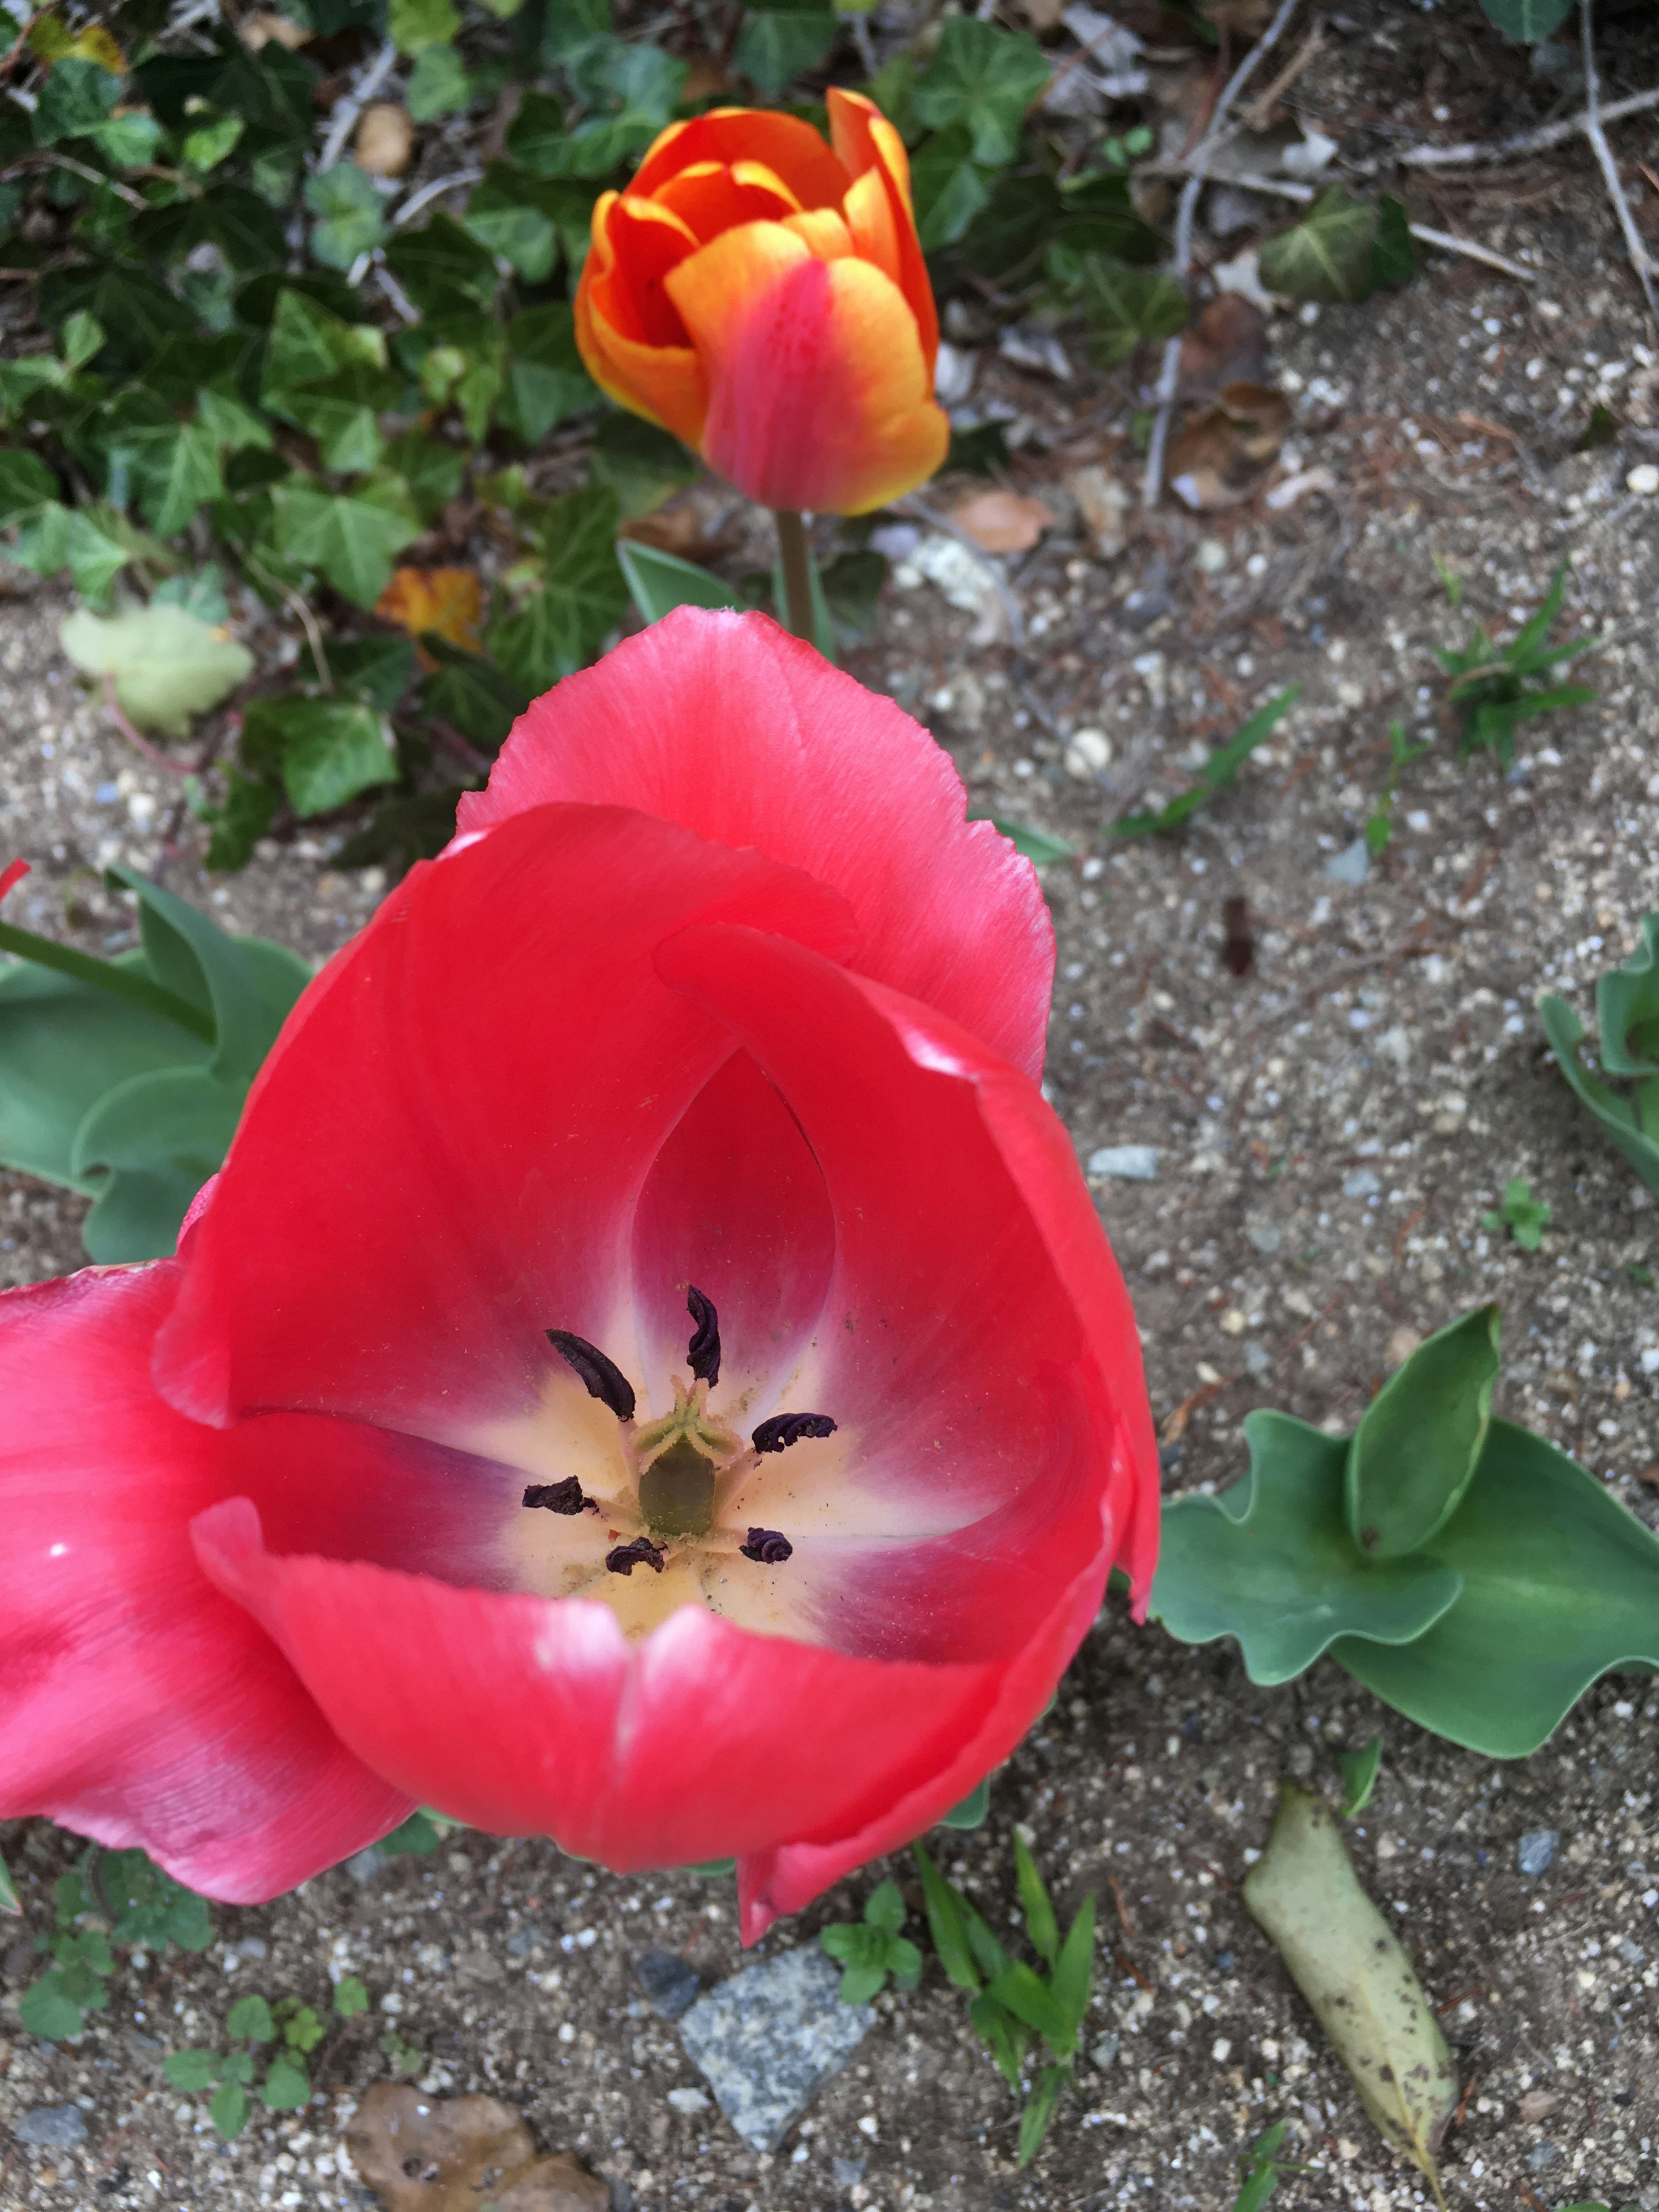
[628,1047,835,1420]
[653,923,1154,1643]
[0,1265,410,1899]
[575,194,707,447]
[664,226,947,514]
[826,87,938,370]
[456,608,1055,1079]
[632,109,851,212]
[782,208,855,259]
[191,1497,1021,1912]
[155,804,855,1435]
[655,158,803,242]
[592,194,699,346]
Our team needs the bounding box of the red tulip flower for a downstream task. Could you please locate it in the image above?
[0,612,1157,1939]
[574,94,948,516]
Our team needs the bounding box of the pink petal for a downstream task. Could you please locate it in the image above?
[456,610,1054,1080]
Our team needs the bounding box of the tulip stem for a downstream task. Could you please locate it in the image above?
[774,511,817,647]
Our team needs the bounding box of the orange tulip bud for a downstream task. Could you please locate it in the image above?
[574,93,948,517]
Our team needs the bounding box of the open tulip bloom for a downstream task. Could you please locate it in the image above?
[0,611,1157,1940]
[575,93,948,518]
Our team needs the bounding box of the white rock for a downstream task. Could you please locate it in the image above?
[1065,726,1113,779]
[1088,1144,1160,1182]
[1212,247,1274,311]
[1627,463,1659,496]
[1065,463,1129,558]
[933,341,977,407]
[1281,130,1338,178]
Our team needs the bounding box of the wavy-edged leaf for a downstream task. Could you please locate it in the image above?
[241,694,399,817]
[1479,0,1571,39]
[1149,1409,1463,1683]
[912,18,1051,166]
[272,479,420,607]
[60,603,251,736]
[1245,1783,1456,2194]
[1259,186,1379,304]
[1345,1303,1500,1559]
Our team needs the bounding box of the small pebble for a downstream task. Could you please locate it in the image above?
[1090,2032,1120,2069]
[1195,538,1229,576]
[1341,1168,1380,1200]
[16,2106,87,2148]
[1627,463,1659,496]
[1064,726,1112,781]
[832,2159,866,2187]
[1088,1144,1160,1182]
[637,1950,702,2023]
[1324,837,1370,887]
[1517,1827,1559,1876]
[666,2087,710,2116]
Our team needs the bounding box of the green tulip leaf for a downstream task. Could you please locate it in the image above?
[72,1064,243,1261]
[1540,932,1659,1197]
[1346,1303,1500,1559]
[1332,1419,1659,1757]
[1593,909,1659,1077]
[1149,1410,1463,1682]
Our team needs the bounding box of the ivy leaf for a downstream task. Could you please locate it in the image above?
[389,0,461,50]
[59,603,252,735]
[382,430,467,522]
[1259,186,1379,304]
[1479,0,1571,38]
[407,42,471,120]
[1365,195,1417,292]
[912,19,1051,167]
[1149,1410,1464,1683]
[909,124,990,254]
[285,362,401,473]
[734,3,839,100]
[33,55,122,146]
[1077,255,1189,369]
[1345,1303,1500,1560]
[38,264,192,367]
[588,413,698,519]
[486,483,626,693]
[272,478,421,606]
[0,449,57,523]
[464,165,590,283]
[381,1809,441,1855]
[1245,1783,1456,2195]
[562,44,687,174]
[263,289,387,400]
[305,162,388,270]
[240,694,400,817]
[496,304,597,445]
[383,212,499,314]
[14,503,131,606]
[123,420,225,537]
[505,87,571,174]
[308,634,419,713]
[417,632,528,750]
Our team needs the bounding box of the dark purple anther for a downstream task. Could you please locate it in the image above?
[739,1528,793,1565]
[686,1284,721,1387]
[523,1478,587,1515]
[751,1412,837,1455]
[547,1328,636,1423]
[606,1538,666,1576]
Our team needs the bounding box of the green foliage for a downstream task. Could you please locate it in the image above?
[913,1835,1095,2166]
[168,1979,355,2136]
[1112,688,1297,838]
[1483,1176,1551,1251]
[381,1809,442,1856]
[60,603,251,735]
[1069,255,1188,369]
[1435,561,1599,766]
[819,1878,923,2003]
[22,1846,212,2041]
[1151,1304,1659,1755]
[0,864,311,1260]
[1541,912,1659,1198]
[1259,188,1418,305]
[1338,1732,1382,1820]
[1478,0,1572,39]
[1233,2120,1302,2211]
[334,1974,371,2018]
[1364,721,1430,855]
[913,20,1052,166]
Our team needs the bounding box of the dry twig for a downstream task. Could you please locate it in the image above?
[1580,0,1657,321]
[1398,83,1659,171]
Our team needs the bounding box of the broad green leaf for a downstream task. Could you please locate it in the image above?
[264,289,386,400]
[309,636,417,714]
[97,1848,212,1949]
[1049,1896,1096,2044]
[1479,0,1571,38]
[1012,1833,1058,1968]
[197,388,275,456]
[164,2049,220,2091]
[154,566,232,627]
[20,1970,89,2039]
[1259,186,1379,304]
[61,310,104,369]
[486,483,626,691]
[335,787,472,873]
[734,6,838,99]
[272,479,421,606]
[1079,256,1188,369]
[618,539,741,626]
[1244,1783,1455,2193]
[60,604,252,736]
[15,503,133,606]
[1365,195,1417,292]
[562,43,687,174]
[938,1777,990,1831]
[505,87,572,175]
[1149,1409,1463,1683]
[464,165,591,283]
[864,1877,905,1937]
[407,42,471,120]
[241,695,399,817]
[381,1809,440,1855]
[228,1993,274,2042]
[112,862,308,1081]
[0,448,57,523]
[306,162,388,270]
[912,19,1051,166]
[70,1061,237,1260]
[1017,2061,1068,2169]
[285,362,402,473]
[209,2081,249,2137]
[131,184,287,274]
[986,1959,1075,2057]
[1338,1732,1383,1819]
[1345,1303,1500,1559]
[123,420,225,537]
[588,413,698,520]
[1332,1419,1659,1756]
[38,264,193,367]
[384,213,499,314]
[33,56,121,146]
[497,304,598,445]
[417,634,527,751]
[181,112,245,172]
[821,550,887,647]
[1539,988,1659,1198]
[389,0,460,50]
[1595,909,1659,1076]
[382,430,468,522]
[204,766,279,872]
[910,125,989,254]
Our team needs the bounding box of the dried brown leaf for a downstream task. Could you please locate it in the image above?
[343,2084,591,2212]
[946,491,1057,554]
[357,104,415,179]
[1176,295,1268,400]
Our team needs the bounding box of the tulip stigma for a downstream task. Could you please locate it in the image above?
[739,1528,794,1565]
[605,1537,666,1576]
[546,1328,636,1422]
[685,1284,721,1386]
[752,1411,838,1453]
[522,1477,590,1515]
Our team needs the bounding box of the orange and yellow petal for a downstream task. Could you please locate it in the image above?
[574,202,707,448]
[782,207,855,260]
[826,89,937,372]
[666,227,947,514]
[589,193,699,347]
[633,107,851,212]
[842,167,901,288]
[654,157,803,243]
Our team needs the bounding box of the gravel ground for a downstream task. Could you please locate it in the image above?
[5,10,1659,2209]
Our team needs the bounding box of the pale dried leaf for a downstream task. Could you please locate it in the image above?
[343,2083,537,2212]
[1244,1783,1456,2207]
[60,605,253,736]
[357,104,416,178]
[947,491,1057,554]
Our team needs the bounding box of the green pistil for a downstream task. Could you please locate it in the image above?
[638,1436,717,1542]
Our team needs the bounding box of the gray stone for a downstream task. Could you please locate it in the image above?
[637,1949,701,2023]
[1518,1827,1560,1876]
[1088,1144,1160,1182]
[1090,2031,1120,2069]
[16,2105,87,2149]
[1244,1216,1282,1255]
[1526,2139,1562,2171]
[666,2086,710,2116]
[678,1946,871,2154]
[831,2159,866,2187]
[1324,837,1371,887]
[1341,1168,1381,1200]
[346,1844,387,1883]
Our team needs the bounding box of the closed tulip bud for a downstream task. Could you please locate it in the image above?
[575,93,949,517]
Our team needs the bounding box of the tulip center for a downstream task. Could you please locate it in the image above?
[506,1286,838,1639]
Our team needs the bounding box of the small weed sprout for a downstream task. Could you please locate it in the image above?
[165,1977,373,2136]
[1365,721,1432,855]
[20,1846,211,2040]
[820,1877,923,2003]
[1483,1178,1551,1251]
[1436,561,1599,767]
